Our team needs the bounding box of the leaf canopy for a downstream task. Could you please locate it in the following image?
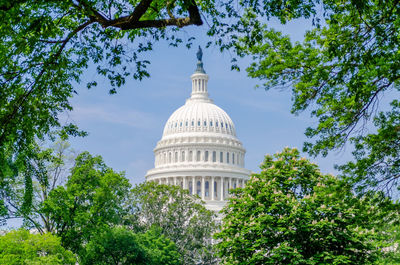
[215,148,400,264]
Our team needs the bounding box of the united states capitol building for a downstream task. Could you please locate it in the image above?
[146,48,250,212]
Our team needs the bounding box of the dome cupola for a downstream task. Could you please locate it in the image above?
[162,46,236,138]
[146,47,250,212]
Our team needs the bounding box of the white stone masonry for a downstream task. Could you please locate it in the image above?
[146,54,250,212]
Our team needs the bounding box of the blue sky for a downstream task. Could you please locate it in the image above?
[64,18,353,185]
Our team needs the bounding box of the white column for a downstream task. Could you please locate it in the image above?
[211,176,215,201]
[201,176,205,200]
[183,176,187,191]
[229,177,232,196]
[174,177,177,186]
[192,176,196,195]
[220,177,224,201]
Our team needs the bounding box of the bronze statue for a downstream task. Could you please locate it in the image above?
[196,46,203,61]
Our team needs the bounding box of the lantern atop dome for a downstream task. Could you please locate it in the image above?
[190,46,210,101]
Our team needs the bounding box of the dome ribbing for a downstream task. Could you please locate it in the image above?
[146,47,250,212]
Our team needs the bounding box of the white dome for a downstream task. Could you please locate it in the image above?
[146,50,250,212]
[162,100,236,137]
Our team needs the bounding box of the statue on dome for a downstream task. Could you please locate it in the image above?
[196,46,203,62]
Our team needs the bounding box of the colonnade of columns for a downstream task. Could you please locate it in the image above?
[152,176,247,201]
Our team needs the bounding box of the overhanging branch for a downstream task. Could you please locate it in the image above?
[76,0,203,29]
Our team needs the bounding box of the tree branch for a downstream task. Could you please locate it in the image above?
[75,0,109,24]
[0,0,26,11]
[116,16,201,29]
[0,19,93,143]
[75,0,202,29]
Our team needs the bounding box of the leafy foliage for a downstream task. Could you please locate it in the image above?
[4,0,398,220]
[374,223,400,265]
[41,151,131,255]
[0,229,76,265]
[129,181,218,264]
[1,141,75,231]
[0,0,217,216]
[8,149,216,263]
[228,0,400,194]
[215,148,400,264]
[139,226,182,265]
[338,100,400,194]
[82,226,150,265]
[81,226,181,265]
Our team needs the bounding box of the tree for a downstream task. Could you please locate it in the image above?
[0,0,218,219]
[1,140,75,231]
[41,151,131,255]
[82,226,181,265]
[229,0,400,195]
[129,181,218,264]
[215,148,400,264]
[0,229,76,265]
[138,226,182,265]
[374,223,400,265]
[3,0,397,220]
[0,0,206,144]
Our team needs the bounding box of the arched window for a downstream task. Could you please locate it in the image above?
[189,151,193,162]
[210,121,213,126]
[216,121,219,127]
[164,153,166,164]
[185,121,188,126]
[227,152,230,163]
[196,151,201,162]
[204,120,207,126]
[220,152,223,163]
[212,151,216,162]
[192,120,194,126]
[214,181,218,197]
[181,151,185,162]
[198,120,201,126]
[205,151,209,162]
[197,181,201,196]
[180,122,182,127]
[175,152,178,162]
[168,152,172,163]
[232,153,235,164]
[205,181,209,197]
